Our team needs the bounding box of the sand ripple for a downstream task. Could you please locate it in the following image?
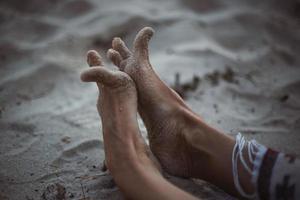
[1,0,300,199]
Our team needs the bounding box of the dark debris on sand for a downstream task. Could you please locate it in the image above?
[172,66,238,99]
[173,73,201,99]
[41,183,66,200]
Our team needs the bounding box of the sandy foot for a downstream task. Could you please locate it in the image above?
[0,0,300,199]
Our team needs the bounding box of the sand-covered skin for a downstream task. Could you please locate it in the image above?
[0,0,300,199]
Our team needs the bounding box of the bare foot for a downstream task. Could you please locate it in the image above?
[81,50,201,200]
[80,50,161,179]
[106,27,215,178]
[81,30,244,198]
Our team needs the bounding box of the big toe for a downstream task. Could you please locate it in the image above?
[133,27,154,59]
[81,67,134,89]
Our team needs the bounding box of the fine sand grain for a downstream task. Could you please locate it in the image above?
[0,0,300,199]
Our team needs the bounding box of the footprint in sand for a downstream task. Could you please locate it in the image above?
[0,122,38,157]
[51,139,104,168]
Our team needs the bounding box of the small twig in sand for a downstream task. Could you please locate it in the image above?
[80,182,86,199]
[79,181,90,200]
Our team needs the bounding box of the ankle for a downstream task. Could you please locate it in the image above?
[181,111,218,155]
[182,112,244,195]
[182,112,234,173]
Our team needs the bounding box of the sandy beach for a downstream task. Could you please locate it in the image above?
[0,0,300,199]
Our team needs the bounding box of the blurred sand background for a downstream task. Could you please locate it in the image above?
[0,0,300,199]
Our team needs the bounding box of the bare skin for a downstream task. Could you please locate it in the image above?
[81,51,198,200]
[106,27,255,198]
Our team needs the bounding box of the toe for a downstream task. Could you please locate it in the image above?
[112,37,131,59]
[133,27,154,60]
[81,67,132,88]
[81,67,118,84]
[107,49,123,69]
[87,50,103,67]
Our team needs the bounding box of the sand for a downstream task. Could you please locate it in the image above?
[0,0,300,199]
